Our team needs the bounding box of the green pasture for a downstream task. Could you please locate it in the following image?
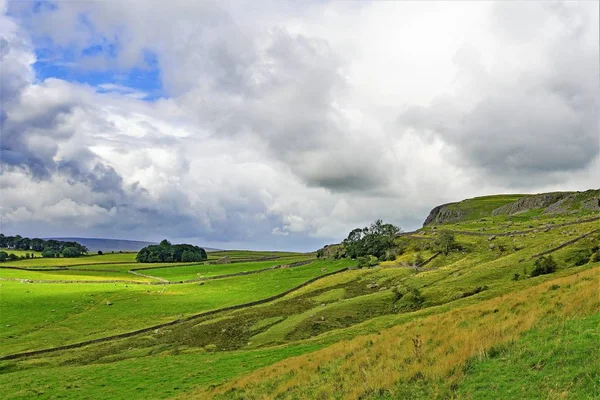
[0,259,352,356]
[140,256,315,282]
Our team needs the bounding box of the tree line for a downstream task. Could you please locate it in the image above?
[136,240,208,263]
[0,234,88,259]
[317,219,460,268]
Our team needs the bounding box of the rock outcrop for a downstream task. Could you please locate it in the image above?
[491,192,572,216]
[423,203,465,226]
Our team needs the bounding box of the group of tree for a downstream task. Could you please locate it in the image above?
[0,234,88,259]
[136,240,208,263]
[343,220,402,260]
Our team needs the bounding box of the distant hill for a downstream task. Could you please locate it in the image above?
[423,189,600,226]
[44,238,222,253]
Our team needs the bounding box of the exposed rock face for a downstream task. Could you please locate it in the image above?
[423,203,465,226]
[492,193,572,216]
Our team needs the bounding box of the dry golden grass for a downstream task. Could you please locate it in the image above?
[180,267,600,400]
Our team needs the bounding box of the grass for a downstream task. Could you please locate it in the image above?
[194,267,599,399]
[0,259,352,356]
[457,313,599,399]
[0,268,155,282]
[140,256,315,282]
[0,249,42,258]
[0,252,137,267]
[0,196,597,400]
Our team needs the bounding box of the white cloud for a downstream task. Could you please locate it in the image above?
[1,1,598,250]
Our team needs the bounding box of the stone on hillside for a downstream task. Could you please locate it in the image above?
[488,235,496,241]
[366,283,379,289]
[106,301,113,306]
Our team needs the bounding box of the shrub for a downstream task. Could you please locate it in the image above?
[569,250,591,266]
[413,253,424,266]
[400,288,424,310]
[0,251,7,262]
[8,253,18,261]
[357,255,378,268]
[62,246,82,258]
[531,255,557,277]
[98,250,103,255]
[434,230,459,254]
[42,249,56,258]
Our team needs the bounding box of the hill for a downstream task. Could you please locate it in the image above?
[423,189,600,226]
[0,189,598,399]
[44,237,222,253]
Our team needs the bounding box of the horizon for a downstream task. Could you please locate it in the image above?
[1,1,598,252]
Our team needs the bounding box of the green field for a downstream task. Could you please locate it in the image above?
[0,259,353,356]
[140,256,315,282]
[0,268,155,282]
[0,252,137,267]
[0,192,599,399]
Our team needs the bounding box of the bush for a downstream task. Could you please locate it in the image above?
[357,255,379,268]
[569,249,592,266]
[8,253,18,261]
[531,255,557,277]
[98,250,103,255]
[591,251,600,263]
[62,246,82,258]
[0,251,7,262]
[42,249,56,258]
[433,230,459,254]
[399,288,424,310]
[413,253,424,266]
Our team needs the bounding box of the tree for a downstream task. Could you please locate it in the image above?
[434,230,458,254]
[8,253,18,261]
[30,238,46,252]
[42,248,56,258]
[136,240,207,263]
[98,250,103,255]
[343,220,401,259]
[0,251,7,262]
[531,255,557,277]
[62,246,82,258]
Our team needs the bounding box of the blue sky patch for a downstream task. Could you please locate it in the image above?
[33,48,165,101]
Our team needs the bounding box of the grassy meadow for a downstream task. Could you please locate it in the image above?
[0,192,599,399]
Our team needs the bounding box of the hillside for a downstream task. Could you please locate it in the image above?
[423,189,600,226]
[0,190,598,399]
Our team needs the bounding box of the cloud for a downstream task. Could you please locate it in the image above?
[398,1,599,185]
[1,1,598,251]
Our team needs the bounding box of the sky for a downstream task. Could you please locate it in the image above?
[0,0,598,251]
